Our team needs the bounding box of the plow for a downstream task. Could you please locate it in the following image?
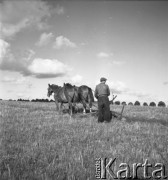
[72,94,126,121]
[87,105,125,120]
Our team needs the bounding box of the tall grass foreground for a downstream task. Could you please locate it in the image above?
[0,100,168,180]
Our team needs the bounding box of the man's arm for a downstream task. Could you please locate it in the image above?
[94,86,98,99]
[107,85,110,96]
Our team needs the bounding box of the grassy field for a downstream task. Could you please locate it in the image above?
[0,100,168,180]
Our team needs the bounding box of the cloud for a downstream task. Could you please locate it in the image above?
[0,0,51,38]
[2,76,17,83]
[97,52,125,66]
[163,81,168,85]
[0,39,11,64]
[0,39,70,78]
[2,75,33,94]
[35,32,54,46]
[0,20,30,39]
[71,74,83,84]
[107,81,149,100]
[127,90,149,98]
[53,36,76,49]
[97,52,110,58]
[97,52,113,58]
[108,81,128,94]
[55,5,65,15]
[2,75,31,85]
[112,60,125,66]
[0,47,34,76]
[28,58,71,78]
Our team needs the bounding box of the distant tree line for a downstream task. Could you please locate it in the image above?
[31,99,49,102]
[13,98,54,102]
[0,98,167,107]
[17,99,30,102]
[114,100,166,107]
[31,99,54,102]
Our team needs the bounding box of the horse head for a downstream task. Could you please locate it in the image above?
[47,84,54,97]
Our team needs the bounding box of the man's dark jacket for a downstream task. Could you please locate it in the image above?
[94,82,110,99]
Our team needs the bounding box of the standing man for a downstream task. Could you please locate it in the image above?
[94,77,111,123]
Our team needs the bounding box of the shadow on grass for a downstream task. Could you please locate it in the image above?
[126,116,168,127]
[62,108,97,114]
[125,179,146,180]
[72,109,120,122]
[62,108,168,127]
[124,179,146,180]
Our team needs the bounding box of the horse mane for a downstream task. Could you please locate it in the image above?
[50,84,62,92]
[64,83,73,88]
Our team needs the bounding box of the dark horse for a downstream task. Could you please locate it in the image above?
[64,83,94,114]
[63,83,79,115]
[76,85,94,113]
[47,83,94,115]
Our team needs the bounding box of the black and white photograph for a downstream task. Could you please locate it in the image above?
[0,0,168,179]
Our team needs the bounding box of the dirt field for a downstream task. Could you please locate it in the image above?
[0,100,168,180]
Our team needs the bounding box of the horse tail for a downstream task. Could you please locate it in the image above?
[63,83,68,100]
[73,86,79,102]
[77,86,83,102]
[88,87,94,102]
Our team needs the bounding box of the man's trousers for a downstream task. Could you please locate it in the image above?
[97,96,111,122]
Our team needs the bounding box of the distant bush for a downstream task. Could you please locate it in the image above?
[143,102,148,106]
[121,101,127,105]
[128,102,133,106]
[17,99,30,102]
[149,102,156,107]
[158,101,166,107]
[134,101,140,106]
[0,99,2,101]
[50,99,54,102]
[114,101,120,105]
[31,99,49,102]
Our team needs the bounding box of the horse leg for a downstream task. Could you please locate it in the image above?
[83,108,86,114]
[88,91,93,113]
[69,104,72,120]
[89,107,92,113]
[82,100,86,114]
[59,102,63,115]
[58,103,61,114]
[54,99,59,112]
[68,102,73,117]
[89,100,92,113]
[75,102,79,113]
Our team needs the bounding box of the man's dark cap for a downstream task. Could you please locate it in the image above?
[100,77,107,82]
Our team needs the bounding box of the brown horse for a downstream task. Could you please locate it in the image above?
[47,83,78,116]
[47,84,66,113]
[47,83,94,115]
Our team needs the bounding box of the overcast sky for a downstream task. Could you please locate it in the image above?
[0,0,168,103]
